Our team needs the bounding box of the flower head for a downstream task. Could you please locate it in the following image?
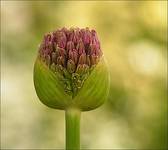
[34,27,109,111]
[38,27,102,97]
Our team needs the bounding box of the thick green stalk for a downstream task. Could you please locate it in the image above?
[65,107,81,150]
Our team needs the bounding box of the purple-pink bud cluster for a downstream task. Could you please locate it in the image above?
[39,27,102,74]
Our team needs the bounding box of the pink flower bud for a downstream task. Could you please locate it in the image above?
[54,30,67,48]
[78,54,86,65]
[76,39,85,55]
[69,49,78,64]
[66,41,75,52]
[82,28,90,44]
[86,55,91,66]
[39,27,102,77]
[58,47,66,58]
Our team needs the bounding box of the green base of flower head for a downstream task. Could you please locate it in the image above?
[34,57,110,111]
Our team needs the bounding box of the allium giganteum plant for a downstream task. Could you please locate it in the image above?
[34,27,110,149]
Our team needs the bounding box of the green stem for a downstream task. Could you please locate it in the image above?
[65,107,81,150]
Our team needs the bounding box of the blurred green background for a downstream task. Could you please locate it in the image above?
[1,1,167,149]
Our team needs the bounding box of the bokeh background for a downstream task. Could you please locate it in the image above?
[1,1,167,149]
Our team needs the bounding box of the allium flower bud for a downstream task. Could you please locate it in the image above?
[34,27,109,111]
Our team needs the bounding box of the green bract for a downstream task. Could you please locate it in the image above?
[34,57,109,111]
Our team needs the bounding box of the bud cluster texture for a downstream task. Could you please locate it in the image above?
[39,27,102,97]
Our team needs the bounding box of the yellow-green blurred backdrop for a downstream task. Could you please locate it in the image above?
[1,1,167,149]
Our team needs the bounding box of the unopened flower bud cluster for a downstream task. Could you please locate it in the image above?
[39,27,102,97]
